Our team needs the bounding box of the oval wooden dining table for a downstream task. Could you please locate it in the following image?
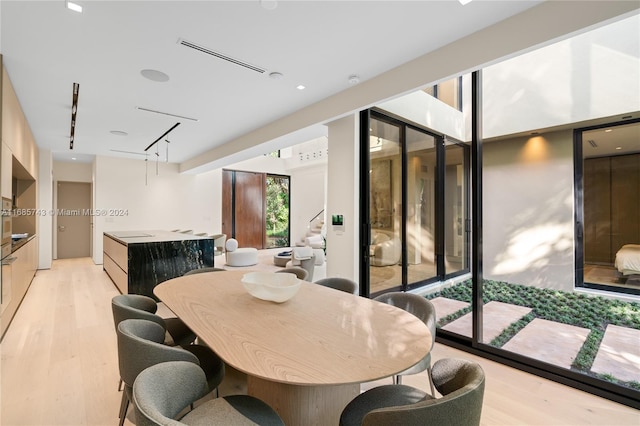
[154,270,432,426]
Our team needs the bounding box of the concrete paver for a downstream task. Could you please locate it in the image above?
[441,301,532,343]
[591,324,640,382]
[429,297,469,322]
[502,318,590,369]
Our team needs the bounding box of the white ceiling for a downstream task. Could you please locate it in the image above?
[0,0,544,168]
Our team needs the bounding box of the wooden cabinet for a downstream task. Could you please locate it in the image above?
[0,237,37,338]
[1,66,38,181]
[584,154,640,264]
[103,234,128,294]
[584,157,611,264]
[1,142,11,199]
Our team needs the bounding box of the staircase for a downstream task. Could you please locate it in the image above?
[295,210,325,248]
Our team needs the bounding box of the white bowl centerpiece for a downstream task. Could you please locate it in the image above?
[241,272,301,303]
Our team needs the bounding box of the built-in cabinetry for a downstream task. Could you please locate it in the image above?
[103,234,128,294]
[0,57,40,340]
[584,153,640,264]
[0,236,37,337]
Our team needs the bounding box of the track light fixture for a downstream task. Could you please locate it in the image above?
[145,122,181,152]
[70,82,79,149]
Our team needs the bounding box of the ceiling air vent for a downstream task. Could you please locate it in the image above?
[587,139,598,148]
[178,38,266,74]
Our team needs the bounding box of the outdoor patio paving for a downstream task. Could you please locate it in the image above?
[429,296,469,321]
[502,318,591,369]
[432,297,640,383]
[440,300,532,343]
[591,324,640,382]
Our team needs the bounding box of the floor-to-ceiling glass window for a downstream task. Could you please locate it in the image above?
[361,13,639,408]
[578,120,640,296]
[265,174,291,248]
[432,14,640,407]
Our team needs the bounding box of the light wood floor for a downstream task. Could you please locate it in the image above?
[1,258,638,425]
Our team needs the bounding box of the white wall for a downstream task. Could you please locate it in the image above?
[378,90,468,142]
[92,155,218,264]
[37,149,52,269]
[483,130,575,290]
[289,163,326,245]
[89,152,326,265]
[483,14,640,139]
[53,160,92,182]
[379,14,640,145]
[326,114,360,283]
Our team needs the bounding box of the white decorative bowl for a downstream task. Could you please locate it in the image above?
[241,272,301,303]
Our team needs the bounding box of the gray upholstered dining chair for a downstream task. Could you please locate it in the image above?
[183,267,226,275]
[133,361,284,426]
[112,294,196,348]
[117,319,225,426]
[275,267,308,281]
[374,292,437,395]
[314,277,358,294]
[339,358,485,426]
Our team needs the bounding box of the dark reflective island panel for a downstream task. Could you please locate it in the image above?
[104,231,214,299]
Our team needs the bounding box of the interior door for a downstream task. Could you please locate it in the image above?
[222,170,266,249]
[57,181,91,259]
[235,171,265,248]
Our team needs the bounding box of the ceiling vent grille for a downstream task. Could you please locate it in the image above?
[178,38,266,74]
[588,139,598,148]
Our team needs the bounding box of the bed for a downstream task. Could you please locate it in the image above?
[614,244,640,278]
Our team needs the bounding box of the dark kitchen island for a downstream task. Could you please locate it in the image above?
[103,230,214,299]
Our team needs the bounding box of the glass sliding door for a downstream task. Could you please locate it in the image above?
[363,111,470,296]
[444,142,469,276]
[368,116,403,294]
[406,128,437,285]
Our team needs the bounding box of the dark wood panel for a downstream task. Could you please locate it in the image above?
[584,157,611,263]
[222,169,233,239]
[611,154,640,254]
[234,171,265,249]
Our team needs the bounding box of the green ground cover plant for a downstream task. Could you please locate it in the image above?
[427,279,640,390]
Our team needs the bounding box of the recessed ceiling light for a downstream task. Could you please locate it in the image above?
[260,0,278,10]
[110,130,128,136]
[604,129,612,132]
[296,85,306,90]
[66,1,83,13]
[269,72,284,80]
[348,75,360,85]
[71,157,77,160]
[616,147,622,150]
[140,69,170,83]
[458,0,473,5]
